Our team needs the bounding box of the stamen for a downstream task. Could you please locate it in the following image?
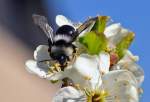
[85,88,108,102]
[84,88,91,97]
[75,84,81,90]
[84,75,92,80]
[48,66,55,74]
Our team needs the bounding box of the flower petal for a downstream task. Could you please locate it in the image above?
[34,45,51,61]
[104,23,132,50]
[102,70,138,90]
[99,52,110,74]
[55,15,74,27]
[102,70,139,102]
[68,54,102,89]
[105,81,139,102]
[52,86,86,102]
[117,50,144,86]
[118,50,139,64]
[46,71,66,81]
[109,27,130,45]
[25,60,47,78]
[104,23,121,38]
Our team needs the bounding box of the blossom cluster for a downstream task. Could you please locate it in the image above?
[25,15,144,102]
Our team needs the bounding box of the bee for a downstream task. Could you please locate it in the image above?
[32,14,96,70]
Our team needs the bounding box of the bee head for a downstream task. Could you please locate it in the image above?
[49,45,74,66]
[50,51,68,65]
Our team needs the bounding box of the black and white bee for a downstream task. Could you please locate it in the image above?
[32,14,96,69]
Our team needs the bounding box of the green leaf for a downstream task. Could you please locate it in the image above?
[79,31,108,55]
[78,16,109,55]
[116,32,135,58]
[92,16,109,33]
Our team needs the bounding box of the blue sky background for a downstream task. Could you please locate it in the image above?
[45,0,149,101]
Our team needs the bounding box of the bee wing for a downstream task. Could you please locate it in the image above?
[71,17,97,40]
[56,15,75,27]
[32,14,54,43]
[72,22,82,29]
[76,17,97,34]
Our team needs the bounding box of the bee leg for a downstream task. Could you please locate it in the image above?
[61,78,69,88]
[54,63,61,72]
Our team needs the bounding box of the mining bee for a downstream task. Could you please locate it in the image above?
[32,14,96,71]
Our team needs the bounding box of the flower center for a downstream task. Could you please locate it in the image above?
[86,90,108,102]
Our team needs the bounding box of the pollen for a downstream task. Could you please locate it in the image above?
[54,63,61,72]
[86,89,108,102]
[74,84,81,90]
[84,75,92,80]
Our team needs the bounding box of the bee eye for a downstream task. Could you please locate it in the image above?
[69,30,74,35]
[51,52,68,65]
[60,55,66,61]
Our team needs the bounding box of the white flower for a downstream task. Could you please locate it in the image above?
[104,23,131,48]
[112,50,144,86]
[66,53,102,89]
[98,52,110,74]
[33,45,51,62]
[25,60,47,78]
[102,70,139,102]
[103,22,144,87]
[75,22,132,50]
[25,45,50,78]
[26,44,111,90]
[26,15,143,102]
[51,51,139,102]
[52,86,86,102]
[47,53,103,89]
[26,45,100,87]
[53,70,139,102]
[49,52,110,89]
[26,45,70,82]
